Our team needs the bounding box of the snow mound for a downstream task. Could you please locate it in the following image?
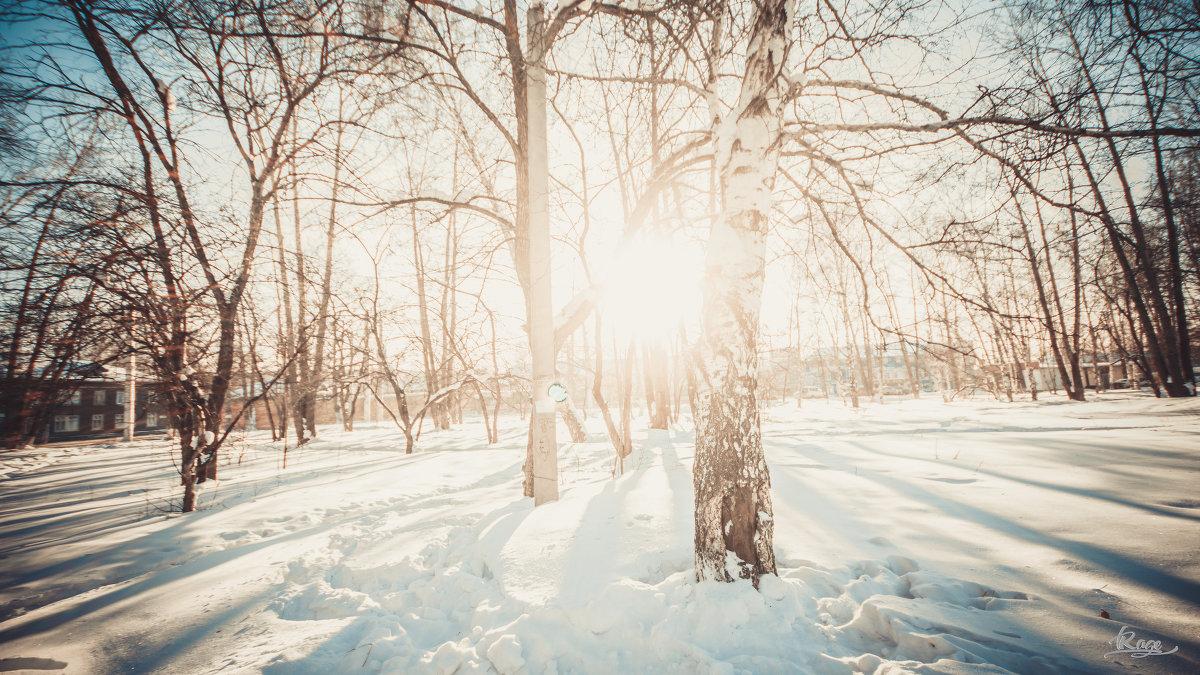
[263,440,1085,674]
[271,526,1072,673]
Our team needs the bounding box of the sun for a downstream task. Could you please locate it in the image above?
[598,232,704,342]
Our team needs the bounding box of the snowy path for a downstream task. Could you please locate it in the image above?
[0,394,1197,674]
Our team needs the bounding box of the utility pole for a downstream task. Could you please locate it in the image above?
[124,351,136,442]
[527,3,557,505]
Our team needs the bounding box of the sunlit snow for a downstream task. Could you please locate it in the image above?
[1,393,1196,673]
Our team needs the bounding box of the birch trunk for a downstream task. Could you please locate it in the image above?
[291,153,313,441]
[310,112,345,437]
[693,0,793,587]
[272,194,298,444]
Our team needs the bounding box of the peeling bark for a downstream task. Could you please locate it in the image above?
[693,0,793,587]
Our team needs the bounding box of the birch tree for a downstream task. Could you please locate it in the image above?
[692,0,793,586]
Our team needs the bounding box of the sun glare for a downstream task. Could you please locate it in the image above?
[599,233,704,342]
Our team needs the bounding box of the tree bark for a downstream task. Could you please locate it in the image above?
[693,0,792,587]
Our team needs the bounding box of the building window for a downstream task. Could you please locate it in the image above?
[115,391,126,405]
[91,414,104,431]
[68,391,81,405]
[94,390,106,405]
[146,412,158,428]
[54,415,79,432]
[114,413,125,429]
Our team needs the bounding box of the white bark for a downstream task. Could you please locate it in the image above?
[693,0,794,587]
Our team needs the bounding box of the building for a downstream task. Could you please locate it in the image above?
[33,372,168,444]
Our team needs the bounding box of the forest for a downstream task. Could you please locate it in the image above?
[0,0,1198,671]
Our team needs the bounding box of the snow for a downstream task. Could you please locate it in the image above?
[485,635,524,674]
[1,393,1198,674]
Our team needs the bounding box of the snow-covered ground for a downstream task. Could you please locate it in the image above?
[1,392,1197,674]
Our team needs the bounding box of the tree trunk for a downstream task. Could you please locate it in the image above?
[592,314,629,473]
[272,194,300,445]
[618,339,635,459]
[310,110,345,439]
[291,174,314,441]
[560,396,588,443]
[411,205,444,430]
[1015,195,1083,401]
[644,339,671,429]
[693,0,792,587]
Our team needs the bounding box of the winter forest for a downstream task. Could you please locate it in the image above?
[1,0,1198,672]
